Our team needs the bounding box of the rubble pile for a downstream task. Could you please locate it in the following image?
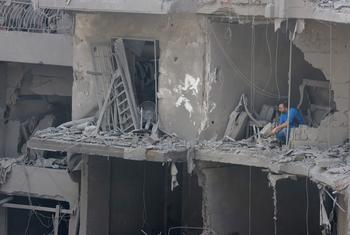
[198,137,350,187]
[33,121,187,153]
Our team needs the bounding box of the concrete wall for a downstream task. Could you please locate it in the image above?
[0,165,79,206]
[293,20,350,145]
[0,31,73,66]
[80,156,111,235]
[73,13,207,140]
[201,21,326,139]
[0,63,5,157]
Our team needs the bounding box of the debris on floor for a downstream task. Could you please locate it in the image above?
[30,118,187,154]
[197,137,350,191]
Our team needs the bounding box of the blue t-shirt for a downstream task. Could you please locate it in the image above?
[279,108,304,128]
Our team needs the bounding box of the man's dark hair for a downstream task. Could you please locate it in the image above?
[279,100,288,108]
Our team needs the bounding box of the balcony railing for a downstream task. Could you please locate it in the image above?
[0,0,73,33]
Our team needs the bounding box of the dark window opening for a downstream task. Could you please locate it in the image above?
[4,195,70,235]
[111,38,159,131]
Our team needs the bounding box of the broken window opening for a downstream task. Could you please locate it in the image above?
[0,62,73,167]
[90,38,159,134]
[111,38,159,132]
[89,158,203,235]
[200,163,337,235]
[3,195,70,235]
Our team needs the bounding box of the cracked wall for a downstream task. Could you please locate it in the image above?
[293,20,350,146]
[0,63,73,158]
[73,13,208,140]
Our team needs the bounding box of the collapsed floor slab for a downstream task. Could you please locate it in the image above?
[196,140,350,192]
[29,125,350,192]
[28,127,188,162]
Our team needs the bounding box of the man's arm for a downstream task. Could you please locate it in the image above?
[271,109,297,134]
[271,122,288,134]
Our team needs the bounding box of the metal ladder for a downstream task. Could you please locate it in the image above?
[112,39,140,132]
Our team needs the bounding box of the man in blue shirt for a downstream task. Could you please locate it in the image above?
[271,101,304,143]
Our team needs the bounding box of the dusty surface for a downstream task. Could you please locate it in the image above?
[197,139,350,191]
[29,122,350,191]
[29,125,188,162]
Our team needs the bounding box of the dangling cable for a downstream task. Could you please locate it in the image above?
[274,32,281,99]
[250,16,256,112]
[328,23,333,148]
[286,22,297,147]
[248,166,252,235]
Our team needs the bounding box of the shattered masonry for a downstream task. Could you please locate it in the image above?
[0,0,349,235]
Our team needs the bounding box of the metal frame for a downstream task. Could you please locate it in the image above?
[1,202,73,214]
[0,198,74,235]
[0,0,72,33]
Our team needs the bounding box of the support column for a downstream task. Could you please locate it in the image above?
[0,62,6,157]
[337,188,350,235]
[79,156,111,235]
[0,207,7,235]
[68,212,79,235]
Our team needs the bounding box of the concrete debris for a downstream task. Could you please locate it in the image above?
[170,162,179,191]
[26,114,56,160]
[224,95,249,140]
[327,166,350,174]
[4,120,21,158]
[22,157,67,169]
[198,138,350,189]
[334,0,350,9]
[32,120,187,153]
[313,0,350,9]
[0,158,17,185]
[186,142,196,174]
[319,190,331,233]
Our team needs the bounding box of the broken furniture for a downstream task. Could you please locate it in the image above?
[224,95,249,141]
[224,94,275,141]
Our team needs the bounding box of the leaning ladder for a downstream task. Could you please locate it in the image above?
[112,38,140,132]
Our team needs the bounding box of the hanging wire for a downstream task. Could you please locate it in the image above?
[209,22,287,99]
[274,32,281,99]
[24,210,33,235]
[141,163,148,228]
[263,19,273,92]
[305,172,310,235]
[327,23,333,148]
[250,16,256,111]
[286,21,297,147]
[248,166,252,235]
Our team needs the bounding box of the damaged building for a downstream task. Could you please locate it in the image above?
[0,0,349,234]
